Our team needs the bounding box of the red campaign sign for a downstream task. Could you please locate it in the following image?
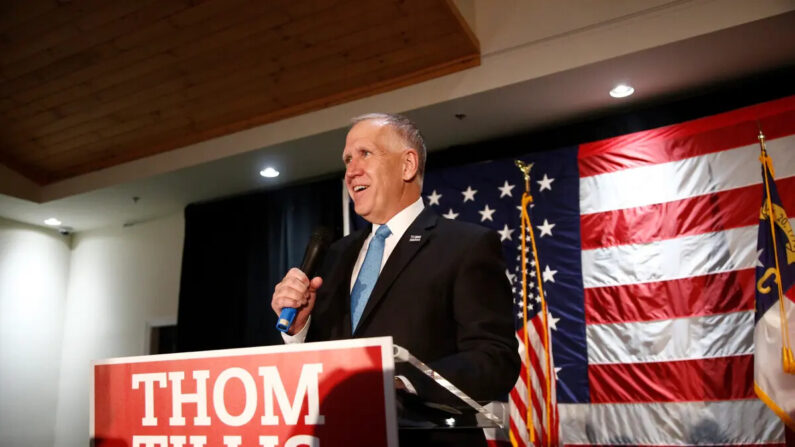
[91,337,398,447]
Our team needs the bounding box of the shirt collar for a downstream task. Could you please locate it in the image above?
[372,197,424,242]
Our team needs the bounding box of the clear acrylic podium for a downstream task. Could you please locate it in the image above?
[392,344,507,431]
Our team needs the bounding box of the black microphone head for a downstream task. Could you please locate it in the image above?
[308,227,333,246]
[300,227,333,275]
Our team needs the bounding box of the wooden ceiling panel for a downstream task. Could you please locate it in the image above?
[0,0,479,184]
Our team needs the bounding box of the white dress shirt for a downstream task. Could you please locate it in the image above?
[348,197,424,291]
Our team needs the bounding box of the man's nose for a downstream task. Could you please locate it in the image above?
[345,159,362,178]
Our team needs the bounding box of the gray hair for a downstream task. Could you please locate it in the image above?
[351,112,427,178]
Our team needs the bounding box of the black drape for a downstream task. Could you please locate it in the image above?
[176,177,343,352]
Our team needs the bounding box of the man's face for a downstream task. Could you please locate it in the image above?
[342,120,410,224]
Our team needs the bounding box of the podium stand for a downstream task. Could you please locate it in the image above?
[91,337,502,447]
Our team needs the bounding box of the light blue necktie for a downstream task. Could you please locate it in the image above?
[351,225,391,331]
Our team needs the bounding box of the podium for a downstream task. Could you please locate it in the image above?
[391,344,503,431]
[91,337,502,447]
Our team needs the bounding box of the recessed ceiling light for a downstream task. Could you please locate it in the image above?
[610,84,635,98]
[44,218,62,226]
[260,167,280,178]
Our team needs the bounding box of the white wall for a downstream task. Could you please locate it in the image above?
[0,218,71,447]
[0,212,184,447]
[53,212,184,447]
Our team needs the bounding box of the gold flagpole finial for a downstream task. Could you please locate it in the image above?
[758,129,775,177]
[514,160,533,193]
[758,130,767,152]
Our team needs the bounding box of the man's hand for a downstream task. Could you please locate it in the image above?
[271,268,323,335]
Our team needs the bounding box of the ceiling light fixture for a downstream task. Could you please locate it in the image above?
[260,167,280,178]
[609,84,635,98]
[44,217,62,226]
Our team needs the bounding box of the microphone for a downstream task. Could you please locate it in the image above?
[276,227,333,333]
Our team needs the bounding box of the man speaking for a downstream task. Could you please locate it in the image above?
[271,113,519,446]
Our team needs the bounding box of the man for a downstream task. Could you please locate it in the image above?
[271,113,519,446]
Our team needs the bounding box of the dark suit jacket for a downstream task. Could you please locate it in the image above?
[307,207,519,406]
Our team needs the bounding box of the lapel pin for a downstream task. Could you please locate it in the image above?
[409,235,421,242]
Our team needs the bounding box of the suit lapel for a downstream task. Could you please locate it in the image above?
[353,208,438,335]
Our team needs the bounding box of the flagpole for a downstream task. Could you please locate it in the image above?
[514,160,536,446]
[757,130,795,374]
[515,160,557,445]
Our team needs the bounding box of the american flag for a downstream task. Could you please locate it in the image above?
[421,94,795,446]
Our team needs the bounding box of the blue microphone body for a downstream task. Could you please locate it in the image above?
[276,308,297,332]
[276,228,332,333]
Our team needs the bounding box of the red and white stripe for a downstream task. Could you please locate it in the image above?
[567,96,795,446]
[510,318,558,447]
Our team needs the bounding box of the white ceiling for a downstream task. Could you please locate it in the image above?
[1,0,794,232]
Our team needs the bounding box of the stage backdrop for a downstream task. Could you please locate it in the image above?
[178,70,795,445]
[416,95,795,446]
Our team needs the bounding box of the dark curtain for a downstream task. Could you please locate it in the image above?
[176,177,343,352]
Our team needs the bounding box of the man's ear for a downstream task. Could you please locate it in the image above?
[402,149,419,181]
